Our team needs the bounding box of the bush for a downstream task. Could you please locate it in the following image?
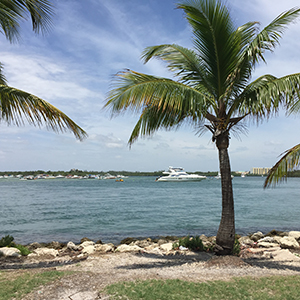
[233,235,241,256]
[0,235,14,247]
[173,236,206,252]
[0,235,31,256]
[15,244,31,256]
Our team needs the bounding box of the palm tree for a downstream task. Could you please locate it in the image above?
[105,0,300,254]
[0,0,87,140]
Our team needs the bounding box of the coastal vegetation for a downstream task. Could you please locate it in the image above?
[105,0,300,254]
[2,169,300,178]
[265,144,300,187]
[0,0,87,140]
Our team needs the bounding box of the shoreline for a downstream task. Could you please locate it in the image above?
[6,226,300,247]
[2,228,299,249]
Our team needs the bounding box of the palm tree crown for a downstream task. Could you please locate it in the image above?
[105,0,300,254]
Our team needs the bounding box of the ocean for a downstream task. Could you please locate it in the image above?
[1,176,299,245]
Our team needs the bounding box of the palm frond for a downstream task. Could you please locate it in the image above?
[105,69,213,144]
[0,85,87,140]
[264,144,300,188]
[0,0,54,42]
[245,7,300,66]
[106,69,213,115]
[141,44,214,95]
[0,62,7,85]
[233,73,300,122]
[21,0,54,35]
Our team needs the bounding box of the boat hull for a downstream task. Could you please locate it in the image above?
[156,176,206,182]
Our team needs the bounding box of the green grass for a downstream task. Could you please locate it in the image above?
[0,270,70,300]
[104,276,300,300]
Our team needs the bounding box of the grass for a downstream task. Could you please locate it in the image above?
[0,270,70,300]
[104,276,300,300]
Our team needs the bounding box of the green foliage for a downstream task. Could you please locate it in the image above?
[14,244,31,256]
[0,235,14,247]
[233,235,241,256]
[173,236,206,252]
[0,235,31,256]
[104,276,300,300]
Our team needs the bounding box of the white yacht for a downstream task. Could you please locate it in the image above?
[156,167,206,182]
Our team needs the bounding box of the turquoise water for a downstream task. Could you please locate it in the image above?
[0,176,299,244]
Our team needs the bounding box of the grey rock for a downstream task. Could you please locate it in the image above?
[251,231,264,242]
[288,231,300,241]
[279,236,300,249]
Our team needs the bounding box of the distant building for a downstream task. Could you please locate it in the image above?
[251,167,271,175]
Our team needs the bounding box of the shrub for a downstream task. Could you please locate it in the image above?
[233,235,241,256]
[0,235,31,256]
[15,244,31,256]
[0,235,14,247]
[173,236,206,252]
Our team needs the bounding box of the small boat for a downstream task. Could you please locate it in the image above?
[215,172,234,179]
[156,167,206,182]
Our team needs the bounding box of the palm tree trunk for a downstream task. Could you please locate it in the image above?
[215,133,235,255]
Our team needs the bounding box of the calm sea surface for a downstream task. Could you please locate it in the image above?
[1,176,299,244]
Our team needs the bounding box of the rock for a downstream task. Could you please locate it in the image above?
[95,243,114,253]
[47,241,63,250]
[95,240,103,244]
[279,236,300,249]
[159,243,173,252]
[31,248,58,257]
[273,236,283,244]
[81,241,95,248]
[250,231,264,242]
[239,236,255,246]
[257,236,277,243]
[272,249,300,262]
[80,237,91,243]
[116,244,143,253]
[265,229,284,237]
[144,243,159,251]
[27,242,42,251]
[133,239,152,248]
[156,239,168,245]
[288,231,300,241]
[120,237,137,245]
[0,247,21,257]
[257,242,278,248]
[67,241,82,251]
[81,245,95,255]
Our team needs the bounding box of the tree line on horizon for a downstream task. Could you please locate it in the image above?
[1,169,300,178]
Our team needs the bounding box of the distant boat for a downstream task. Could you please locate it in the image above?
[215,172,234,179]
[102,173,117,180]
[156,167,206,182]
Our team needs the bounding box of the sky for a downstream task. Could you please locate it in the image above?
[1,0,300,173]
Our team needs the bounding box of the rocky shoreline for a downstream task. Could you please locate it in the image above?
[1,229,300,262]
[1,230,300,300]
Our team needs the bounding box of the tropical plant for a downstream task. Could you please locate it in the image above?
[173,236,207,252]
[264,143,300,187]
[105,0,300,254]
[264,100,300,187]
[0,0,87,140]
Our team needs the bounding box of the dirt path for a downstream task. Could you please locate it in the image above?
[2,251,300,300]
